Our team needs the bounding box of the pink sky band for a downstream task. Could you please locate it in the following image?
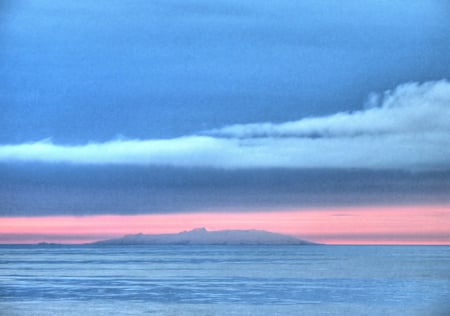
[1,205,449,245]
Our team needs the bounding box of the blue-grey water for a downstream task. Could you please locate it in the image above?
[1,245,449,315]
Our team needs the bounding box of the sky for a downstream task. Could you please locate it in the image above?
[1,0,450,244]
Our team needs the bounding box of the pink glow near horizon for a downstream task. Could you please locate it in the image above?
[1,205,449,244]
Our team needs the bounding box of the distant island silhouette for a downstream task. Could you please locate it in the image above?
[91,228,317,245]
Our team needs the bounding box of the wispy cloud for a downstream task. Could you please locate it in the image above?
[207,80,450,138]
[1,80,449,171]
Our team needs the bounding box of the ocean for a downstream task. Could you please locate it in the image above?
[1,245,449,315]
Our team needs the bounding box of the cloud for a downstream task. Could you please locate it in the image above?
[1,80,450,171]
[207,80,450,138]
[4,163,449,216]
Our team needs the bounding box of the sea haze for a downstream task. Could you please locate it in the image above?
[0,245,449,315]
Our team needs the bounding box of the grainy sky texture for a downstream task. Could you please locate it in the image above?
[1,0,450,244]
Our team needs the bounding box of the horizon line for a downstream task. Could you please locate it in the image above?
[1,207,449,245]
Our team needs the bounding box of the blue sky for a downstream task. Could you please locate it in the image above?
[1,0,450,143]
[1,0,450,217]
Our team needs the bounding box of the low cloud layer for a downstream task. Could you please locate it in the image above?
[1,80,449,171]
[3,164,449,216]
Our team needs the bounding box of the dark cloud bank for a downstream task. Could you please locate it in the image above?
[1,163,449,216]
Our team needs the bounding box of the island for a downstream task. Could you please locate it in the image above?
[91,227,317,245]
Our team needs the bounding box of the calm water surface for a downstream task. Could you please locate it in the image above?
[1,245,449,315]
